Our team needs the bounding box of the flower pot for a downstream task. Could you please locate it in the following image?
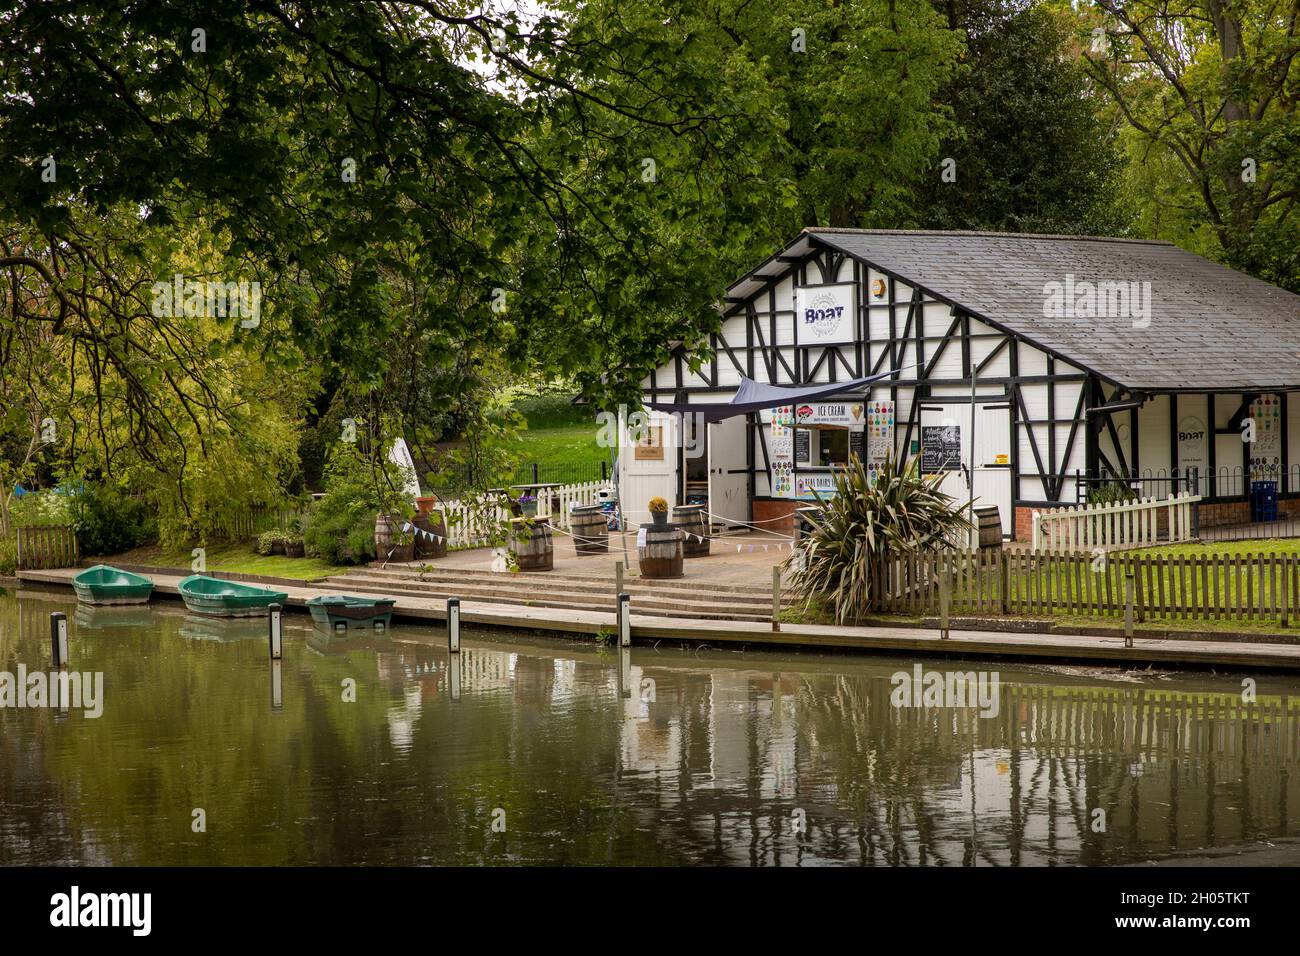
[651,510,669,528]
[415,496,440,514]
[520,499,538,517]
[272,539,287,555]
[285,540,305,558]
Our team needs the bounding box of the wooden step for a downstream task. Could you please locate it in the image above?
[324,574,788,614]
[354,563,782,597]
[325,572,790,608]
[332,572,787,609]
[319,578,773,622]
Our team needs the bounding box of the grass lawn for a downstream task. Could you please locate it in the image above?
[502,394,608,477]
[1134,539,1300,558]
[782,540,1300,634]
[505,420,607,472]
[107,542,348,581]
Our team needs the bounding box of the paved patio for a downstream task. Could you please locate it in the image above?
[385,527,798,587]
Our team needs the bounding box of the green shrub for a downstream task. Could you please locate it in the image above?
[786,454,973,624]
[1088,481,1139,506]
[8,490,74,528]
[70,482,156,556]
[302,493,376,565]
[301,444,386,565]
[0,537,16,576]
[255,530,281,556]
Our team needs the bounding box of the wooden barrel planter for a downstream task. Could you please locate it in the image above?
[571,504,609,554]
[638,525,684,579]
[413,511,448,559]
[974,506,1003,549]
[374,514,415,563]
[673,504,709,557]
[513,517,554,572]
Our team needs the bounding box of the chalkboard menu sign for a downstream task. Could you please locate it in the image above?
[921,425,961,472]
[794,429,811,464]
[849,429,864,461]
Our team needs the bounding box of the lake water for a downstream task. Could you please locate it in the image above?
[2,588,1299,866]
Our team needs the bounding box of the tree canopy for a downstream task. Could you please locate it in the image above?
[0,0,1291,543]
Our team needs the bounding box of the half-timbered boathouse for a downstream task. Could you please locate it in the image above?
[619,228,1300,539]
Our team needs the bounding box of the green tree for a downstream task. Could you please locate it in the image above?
[921,0,1129,233]
[1081,0,1300,288]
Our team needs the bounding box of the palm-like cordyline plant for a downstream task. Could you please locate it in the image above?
[786,453,972,623]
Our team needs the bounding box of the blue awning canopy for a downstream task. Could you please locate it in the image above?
[645,368,903,423]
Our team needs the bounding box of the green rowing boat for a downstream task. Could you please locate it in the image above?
[178,574,289,617]
[71,565,154,605]
[307,595,395,630]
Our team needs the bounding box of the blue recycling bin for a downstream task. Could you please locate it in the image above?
[1251,481,1278,522]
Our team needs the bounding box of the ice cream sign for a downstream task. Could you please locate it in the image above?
[796,283,855,344]
[795,402,863,426]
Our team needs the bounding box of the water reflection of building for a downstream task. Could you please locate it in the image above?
[610,661,1300,866]
[458,647,515,693]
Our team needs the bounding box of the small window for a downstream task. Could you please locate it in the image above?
[818,427,849,466]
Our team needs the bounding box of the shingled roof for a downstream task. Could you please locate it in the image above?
[733,228,1300,392]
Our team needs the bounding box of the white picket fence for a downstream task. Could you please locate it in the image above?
[433,480,606,548]
[1032,492,1201,553]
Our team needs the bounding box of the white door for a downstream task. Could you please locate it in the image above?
[619,410,677,526]
[972,402,1012,539]
[919,401,1012,542]
[709,415,749,528]
[919,403,971,505]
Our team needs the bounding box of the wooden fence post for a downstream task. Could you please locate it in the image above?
[1283,555,1291,628]
[939,557,950,639]
[1124,570,1135,648]
[999,550,1009,615]
[772,565,781,633]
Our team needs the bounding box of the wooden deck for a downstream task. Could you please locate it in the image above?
[17,567,1300,671]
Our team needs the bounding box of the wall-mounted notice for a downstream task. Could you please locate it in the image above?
[795,472,837,500]
[770,408,794,498]
[1250,394,1282,481]
[1176,415,1207,480]
[795,284,857,345]
[865,400,894,483]
[921,424,962,472]
[794,429,811,464]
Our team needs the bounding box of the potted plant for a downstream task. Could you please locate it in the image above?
[283,533,306,558]
[256,530,279,556]
[648,495,669,527]
[518,493,538,517]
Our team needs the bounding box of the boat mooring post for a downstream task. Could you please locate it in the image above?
[618,645,632,700]
[772,566,781,633]
[268,604,283,659]
[617,592,631,648]
[615,560,623,599]
[1124,571,1135,648]
[447,598,461,653]
[449,654,462,703]
[50,612,68,667]
[270,659,284,713]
